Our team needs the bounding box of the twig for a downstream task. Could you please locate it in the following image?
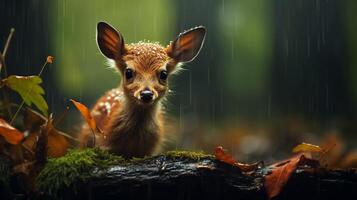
[0,54,5,74]
[53,106,69,127]
[2,28,15,58]
[38,59,49,77]
[10,101,26,124]
[0,28,15,119]
[0,28,15,77]
[56,131,79,143]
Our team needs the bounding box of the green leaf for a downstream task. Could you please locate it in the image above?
[5,75,48,116]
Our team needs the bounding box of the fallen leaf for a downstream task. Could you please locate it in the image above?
[0,118,24,144]
[46,56,54,64]
[215,146,236,165]
[215,146,262,172]
[22,109,69,158]
[46,124,69,158]
[5,75,48,116]
[264,155,302,199]
[70,99,98,133]
[264,154,318,199]
[292,143,323,154]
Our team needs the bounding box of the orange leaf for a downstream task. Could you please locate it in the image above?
[264,154,317,199]
[22,109,71,159]
[215,146,262,172]
[70,99,97,132]
[215,146,236,165]
[0,118,24,145]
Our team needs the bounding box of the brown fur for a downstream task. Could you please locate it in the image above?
[79,22,206,158]
[79,43,169,158]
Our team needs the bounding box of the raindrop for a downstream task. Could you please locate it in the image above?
[189,70,192,105]
[267,95,271,117]
[325,84,329,110]
[307,35,311,57]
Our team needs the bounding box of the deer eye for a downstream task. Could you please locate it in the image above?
[125,68,134,80]
[159,70,168,81]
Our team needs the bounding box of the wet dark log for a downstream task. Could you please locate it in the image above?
[67,155,356,200]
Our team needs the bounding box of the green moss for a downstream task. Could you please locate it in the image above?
[35,148,125,199]
[129,156,150,163]
[129,151,212,164]
[164,150,212,160]
[35,149,212,199]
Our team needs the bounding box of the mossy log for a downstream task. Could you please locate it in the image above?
[35,149,357,200]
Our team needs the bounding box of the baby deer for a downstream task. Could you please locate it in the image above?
[79,22,206,158]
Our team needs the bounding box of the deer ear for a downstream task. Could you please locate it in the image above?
[96,22,125,59]
[166,26,206,63]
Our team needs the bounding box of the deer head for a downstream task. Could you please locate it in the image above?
[96,22,206,106]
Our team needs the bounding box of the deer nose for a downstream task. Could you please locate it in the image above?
[140,89,154,103]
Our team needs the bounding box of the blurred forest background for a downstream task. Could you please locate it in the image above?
[1,0,357,163]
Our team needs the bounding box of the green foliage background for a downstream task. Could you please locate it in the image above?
[49,0,175,99]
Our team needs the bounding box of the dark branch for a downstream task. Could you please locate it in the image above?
[37,154,357,200]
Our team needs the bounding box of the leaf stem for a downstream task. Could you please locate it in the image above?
[0,54,5,76]
[10,100,26,125]
[53,106,69,127]
[38,59,49,77]
[1,28,15,119]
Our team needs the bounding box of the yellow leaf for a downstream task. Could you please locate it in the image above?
[292,143,323,154]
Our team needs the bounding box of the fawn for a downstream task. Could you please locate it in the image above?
[79,22,206,158]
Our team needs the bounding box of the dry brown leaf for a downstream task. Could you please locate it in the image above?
[215,146,236,165]
[47,125,69,158]
[215,146,261,172]
[264,154,319,199]
[264,154,303,199]
[22,109,69,158]
[26,125,69,159]
[0,118,24,144]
